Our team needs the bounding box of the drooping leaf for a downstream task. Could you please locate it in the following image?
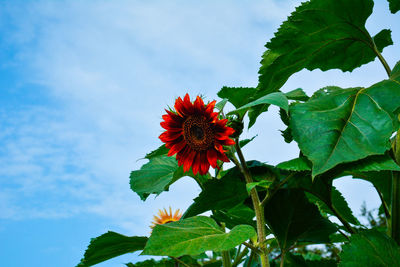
[229,92,289,115]
[142,216,256,257]
[217,87,256,108]
[276,157,312,171]
[130,156,185,200]
[290,79,400,177]
[183,166,247,218]
[285,88,310,102]
[78,232,147,267]
[215,98,228,111]
[339,230,400,267]
[264,189,337,251]
[387,0,400,13]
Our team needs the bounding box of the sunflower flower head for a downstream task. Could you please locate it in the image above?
[151,207,182,228]
[159,94,235,175]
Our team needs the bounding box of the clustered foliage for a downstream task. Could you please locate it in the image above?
[78,0,400,266]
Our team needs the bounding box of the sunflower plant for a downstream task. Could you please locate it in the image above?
[78,0,400,266]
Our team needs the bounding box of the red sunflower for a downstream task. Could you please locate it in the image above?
[159,94,235,175]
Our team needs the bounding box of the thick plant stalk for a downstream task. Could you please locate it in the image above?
[392,132,400,245]
[232,141,270,267]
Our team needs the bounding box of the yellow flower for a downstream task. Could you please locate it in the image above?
[151,207,182,228]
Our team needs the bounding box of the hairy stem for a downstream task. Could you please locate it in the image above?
[232,140,270,267]
[327,203,355,234]
[370,36,391,77]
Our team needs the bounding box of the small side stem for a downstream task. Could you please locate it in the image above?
[222,250,232,267]
[261,173,295,207]
[233,140,270,267]
[170,256,191,267]
[328,203,355,234]
[280,251,286,267]
[232,247,249,267]
[370,37,391,77]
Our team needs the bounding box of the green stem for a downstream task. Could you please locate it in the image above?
[328,203,356,234]
[233,140,270,267]
[246,250,255,267]
[170,257,190,267]
[392,172,400,245]
[280,251,286,267]
[370,36,391,77]
[261,173,295,207]
[232,247,249,267]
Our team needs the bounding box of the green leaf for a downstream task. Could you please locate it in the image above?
[258,0,392,95]
[345,154,400,172]
[183,166,247,218]
[217,87,256,108]
[215,98,228,111]
[285,88,310,102]
[142,216,256,257]
[130,156,181,200]
[290,79,400,177]
[78,232,147,267]
[264,189,337,251]
[126,259,175,267]
[229,92,289,114]
[388,0,400,13]
[145,145,168,160]
[246,180,273,193]
[339,230,400,267]
[211,204,256,229]
[239,135,257,148]
[285,253,337,267]
[276,157,312,171]
[307,187,360,225]
[250,0,393,127]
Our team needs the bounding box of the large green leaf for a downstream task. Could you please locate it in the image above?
[211,203,256,229]
[77,232,147,267]
[290,79,400,177]
[183,166,247,218]
[142,216,256,257]
[392,61,400,82]
[247,0,394,127]
[264,189,337,251]
[258,0,392,95]
[339,230,400,267]
[130,156,180,200]
[388,0,400,13]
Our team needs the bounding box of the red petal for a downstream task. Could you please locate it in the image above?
[183,93,194,114]
[159,131,182,142]
[194,96,205,112]
[207,149,218,168]
[183,150,196,172]
[192,153,201,175]
[167,140,186,156]
[174,97,186,116]
[205,100,216,115]
[199,152,210,175]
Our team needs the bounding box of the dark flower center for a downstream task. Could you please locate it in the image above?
[183,115,214,151]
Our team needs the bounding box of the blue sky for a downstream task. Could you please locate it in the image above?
[0,1,399,266]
